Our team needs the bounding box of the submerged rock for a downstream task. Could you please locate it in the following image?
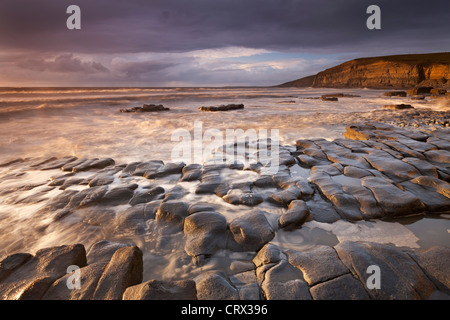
[120,104,170,113]
[198,104,244,112]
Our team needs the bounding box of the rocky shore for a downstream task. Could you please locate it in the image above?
[0,122,449,300]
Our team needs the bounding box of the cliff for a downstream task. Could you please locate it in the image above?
[279,52,450,89]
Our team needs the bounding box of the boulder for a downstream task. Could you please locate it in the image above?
[407,87,433,95]
[382,104,414,110]
[86,240,133,265]
[155,201,190,230]
[92,246,143,300]
[120,104,170,113]
[42,262,106,300]
[278,200,310,230]
[145,162,185,179]
[383,91,407,97]
[0,244,87,300]
[229,210,275,252]
[198,104,244,112]
[320,96,338,101]
[183,211,228,258]
[195,272,239,300]
[129,186,165,206]
[222,192,264,206]
[100,184,137,206]
[123,279,197,300]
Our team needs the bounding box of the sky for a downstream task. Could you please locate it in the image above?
[0,0,448,87]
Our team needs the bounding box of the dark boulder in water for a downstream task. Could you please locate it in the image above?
[120,104,170,113]
[198,104,244,112]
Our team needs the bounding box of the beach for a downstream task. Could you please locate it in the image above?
[0,87,449,300]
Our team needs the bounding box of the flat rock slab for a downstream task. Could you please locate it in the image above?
[335,241,437,299]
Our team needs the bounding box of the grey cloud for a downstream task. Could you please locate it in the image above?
[0,0,448,56]
[16,53,109,74]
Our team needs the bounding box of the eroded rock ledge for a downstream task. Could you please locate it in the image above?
[0,122,449,299]
[1,240,448,300]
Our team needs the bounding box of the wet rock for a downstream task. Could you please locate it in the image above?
[0,253,32,283]
[188,203,216,215]
[116,206,147,234]
[263,279,311,300]
[183,211,227,259]
[384,91,407,97]
[363,154,421,181]
[39,156,78,170]
[59,177,88,190]
[132,161,164,177]
[129,186,165,206]
[0,158,25,167]
[320,96,338,101]
[409,175,450,198]
[0,244,87,300]
[305,193,341,223]
[61,158,91,172]
[335,241,436,300]
[361,176,425,216]
[101,184,137,206]
[35,189,79,215]
[401,157,439,178]
[145,162,185,179]
[77,186,109,208]
[222,192,264,206]
[195,272,239,300]
[343,166,373,178]
[229,210,274,251]
[163,185,188,202]
[260,260,311,300]
[407,87,433,95]
[309,171,363,221]
[180,164,203,181]
[93,246,143,300]
[269,186,301,206]
[253,244,283,268]
[88,174,115,187]
[120,104,170,113]
[278,200,310,230]
[43,262,106,300]
[409,246,450,295]
[424,149,450,165]
[310,273,370,300]
[253,175,277,188]
[195,171,223,194]
[123,279,197,300]
[400,181,450,212]
[383,104,414,110]
[155,201,190,230]
[86,240,134,265]
[73,158,115,172]
[287,246,348,286]
[198,104,244,112]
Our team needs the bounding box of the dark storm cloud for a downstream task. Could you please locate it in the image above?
[17,53,109,73]
[0,0,448,55]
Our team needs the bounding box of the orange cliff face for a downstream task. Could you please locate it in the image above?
[279,52,450,89]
